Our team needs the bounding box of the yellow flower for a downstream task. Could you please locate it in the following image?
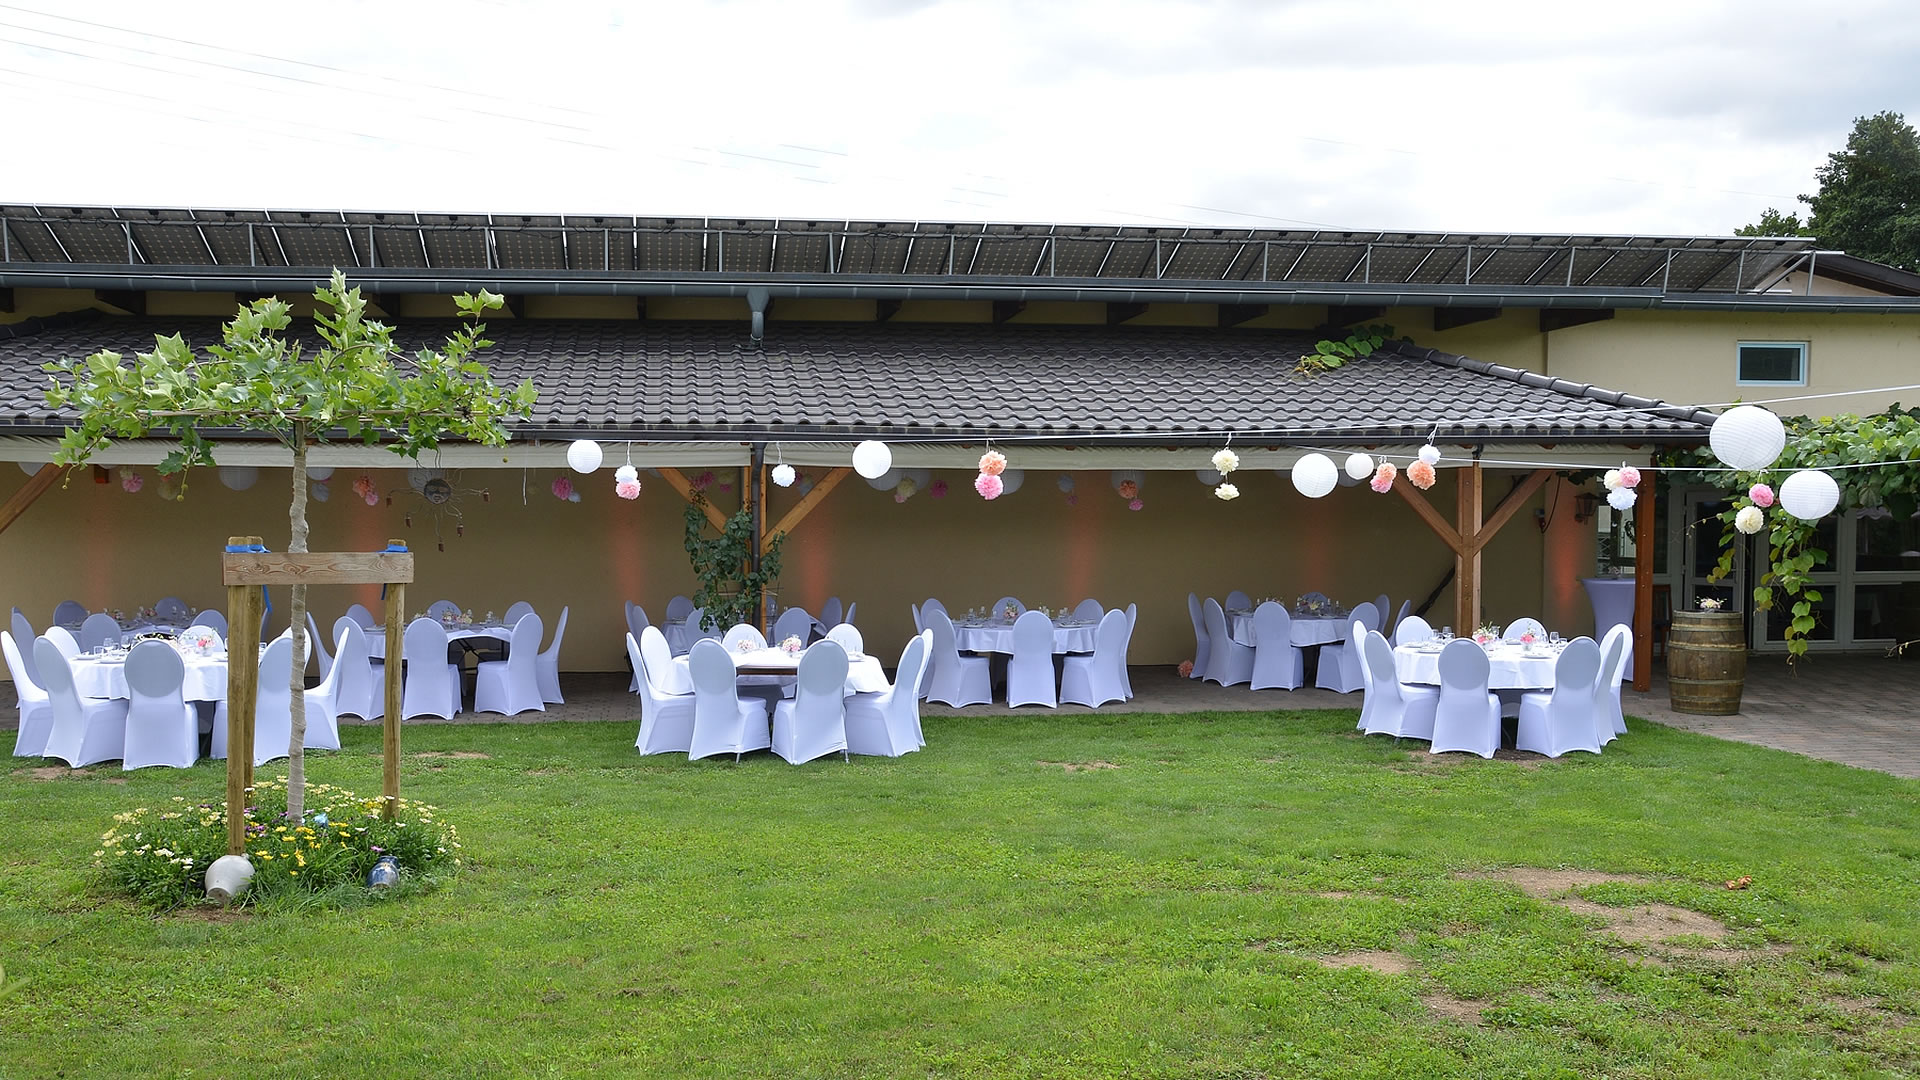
[288,871,298,877]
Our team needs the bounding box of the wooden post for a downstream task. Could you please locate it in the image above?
[223,535,263,856]
[1455,463,1483,633]
[0,463,64,536]
[1634,464,1655,692]
[383,569,404,820]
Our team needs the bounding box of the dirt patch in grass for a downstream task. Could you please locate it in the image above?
[1404,748,1549,769]
[1422,991,1484,1025]
[1463,867,1655,897]
[1037,760,1121,772]
[412,751,492,760]
[179,906,252,924]
[1464,868,1745,951]
[15,766,74,780]
[1316,950,1414,975]
[1313,890,1356,900]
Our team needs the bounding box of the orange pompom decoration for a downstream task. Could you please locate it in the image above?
[978,450,1008,476]
[1408,460,1437,490]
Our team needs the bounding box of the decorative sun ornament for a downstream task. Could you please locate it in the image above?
[388,468,492,551]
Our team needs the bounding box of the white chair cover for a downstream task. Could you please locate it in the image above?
[632,629,696,754]
[1428,639,1501,758]
[772,639,851,764]
[213,634,297,766]
[665,595,695,622]
[845,633,929,756]
[302,624,347,752]
[922,608,991,707]
[503,601,535,626]
[400,618,463,720]
[51,600,85,627]
[1515,637,1605,758]
[1598,624,1632,741]
[426,599,460,621]
[154,597,189,621]
[1374,595,1390,628]
[843,601,857,626]
[331,617,383,721]
[43,625,80,659]
[825,623,864,655]
[1203,597,1253,686]
[1351,621,1373,730]
[820,597,844,628]
[35,638,127,767]
[1186,593,1211,679]
[1504,618,1548,642]
[1314,602,1379,693]
[689,639,772,761]
[920,598,946,619]
[306,612,336,681]
[1394,615,1435,646]
[626,601,652,692]
[1121,602,1137,699]
[344,603,377,628]
[121,639,198,770]
[1072,598,1104,622]
[771,606,814,646]
[474,613,545,716]
[1060,609,1129,707]
[189,610,228,637]
[10,610,37,684]
[5,630,53,757]
[78,612,121,652]
[911,603,923,634]
[993,596,1025,618]
[1225,590,1251,611]
[536,606,569,704]
[1394,599,1412,636]
[722,623,768,652]
[1248,601,1304,691]
[1005,609,1058,708]
[1359,631,1439,739]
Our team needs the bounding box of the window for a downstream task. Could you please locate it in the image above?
[1737,341,1807,385]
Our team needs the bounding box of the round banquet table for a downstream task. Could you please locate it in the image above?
[665,647,888,696]
[72,651,230,701]
[1228,610,1352,648]
[952,618,1099,654]
[1393,641,1561,690]
[365,624,512,659]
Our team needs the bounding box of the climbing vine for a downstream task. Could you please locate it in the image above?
[1295,323,1399,376]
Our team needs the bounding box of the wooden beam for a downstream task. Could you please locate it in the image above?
[992,300,1026,324]
[1634,464,1655,693]
[1106,301,1149,325]
[383,579,404,819]
[657,467,729,532]
[1432,306,1499,332]
[764,467,849,554]
[1539,308,1614,333]
[1472,469,1553,553]
[1218,303,1266,328]
[94,289,145,315]
[875,298,903,322]
[1326,304,1385,327]
[222,550,415,587]
[0,464,64,536]
[1391,473,1463,552]
[1456,463,1483,633]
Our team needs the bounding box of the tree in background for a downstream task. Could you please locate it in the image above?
[44,272,536,819]
[1733,207,1810,237]
[1740,112,1920,270]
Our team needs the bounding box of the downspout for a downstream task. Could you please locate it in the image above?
[748,286,770,344]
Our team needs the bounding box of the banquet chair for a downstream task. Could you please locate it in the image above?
[4,631,53,757]
[993,596,1026,618]
[1428,639,1501,759]
[189,610,228,637]
[474,613,545,716]
[1515,637,1605,759]
[79,612,121,652]
[1072,598,1104,622]
[503,601,535,626]
[689,639,772,762]
[1314,601,1379,693]
[1005,609,1058,708]
[665,595,695,622]
[772,639,851,764]
[843,601,857,627]
[400,618,463,720]
[1597,624,1633,742]
[331,617,383,721]
[1202,597,1253,687]
[35,638,127,767]
[820,597,844,628]
[825,623,864,655]
[1061,608,1129,708]
[1374,595,1391,628]
[1394,615,1435,646]
[1120,603,1138,699]
[923,609,991,707]
[43,625,80,660]
[920,598,946,619]
[772,606,814,646]
[911,603,922,634]
[1394,599,1412,636]
[722,623,767,650]
[1186,593,1211,680]
[51,600,85,627]
[631,630,696,755]
[154,597,190,622]
[1360,631,1438,740]
[1300,592,1330,604]
[1350,622,1373,730]
[845,632,929,756]
[344,603,377,628]
[625,601,652,692]
[1225,590,1252,611]
[120,639,199,770]
[1249,602,1304,691]
[214,633,298,766]
[306,612,336,682]
[301,625,348,752]
[426,599,460,621]
[536,606,569,704]
[10,610,36,683]
[1503,618,1548,642]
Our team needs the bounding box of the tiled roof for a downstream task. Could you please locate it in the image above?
[0,316,1712,444]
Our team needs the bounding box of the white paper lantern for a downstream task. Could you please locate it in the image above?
[1607,487,1637,512]
[1291,453,1339,498]
[566,439,603,474]
[998,468,1025,495]
[306,465,335,481]
[1197,468,1223,486]
[1344,453,1374,481]
[17,461,39,476]
[1709,405,1786,472]
[1779,469,1840,520]
[218,465,259,491]
[867,467,903,492]
[310,481,330,503]
[771,463,796,488]
[851,440,892,479]
[902,467,933,490]
[1417,444,1442,466]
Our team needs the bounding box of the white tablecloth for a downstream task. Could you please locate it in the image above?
[666,647,887,696]
[1393,642,1561,690]
[73,652,230,701]
[953,619,1099,655]
[1227,612,1352,648]
[59,620,193,646]
[366,625,511,659]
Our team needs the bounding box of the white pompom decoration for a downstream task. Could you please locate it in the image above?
[614,464,638,484]
[771,463,796,488]
[1291,453,1339,499]
[566,439,603,474]
[1417,444,1441,466]
[851,440,892,479]
[1606,487,1637,512]
[1344,453,1374,481]
[1709,405,1786,472]
[1778,469,1840,520]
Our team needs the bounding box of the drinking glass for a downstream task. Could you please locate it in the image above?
[1439,626,1452,640]
[1548,631,1563,646]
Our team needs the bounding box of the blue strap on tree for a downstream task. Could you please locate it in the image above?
[222,542,273,616]
[380,541,408,602]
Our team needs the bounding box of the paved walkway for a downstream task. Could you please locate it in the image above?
[5,655,1917,779]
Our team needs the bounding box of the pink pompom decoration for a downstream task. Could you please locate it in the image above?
[1618,465,1641,489]
[363,490,379,507]
[1408,460,1436,490]
[1749,483,1775,508]
[691,470,713,492]
[930,479,948,498]
[974,472,1003,500]
[119,469,143,493]
[978,450,1007,476]
[1065,493,1078,505]
[1370,461,1397,493]
[615,480,641,500]
[1117,479,1139,500]
[1128,498,1143,511]
[551,475,574,501]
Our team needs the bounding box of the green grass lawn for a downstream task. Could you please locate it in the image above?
[3,710,1919,1078]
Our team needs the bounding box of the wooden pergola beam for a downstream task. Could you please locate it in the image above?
[763,467,849,554]
[657,467,729,532]
[1634,463,1656,692]
[0,463,64,536]
[1391,474,1463,552]
[1475,469,1553,552]
[1394,465,1553,631]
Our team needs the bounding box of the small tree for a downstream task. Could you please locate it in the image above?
[1800,111,1920,270]
[44,271,536,817]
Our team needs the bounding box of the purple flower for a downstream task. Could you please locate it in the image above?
[371,846,384,853]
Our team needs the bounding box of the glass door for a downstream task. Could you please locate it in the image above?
[1680,490,1741,613]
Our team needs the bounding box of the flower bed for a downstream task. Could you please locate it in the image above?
[93,778,462,909]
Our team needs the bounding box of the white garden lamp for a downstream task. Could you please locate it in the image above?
[851,440,892,479]
[1291,453,1339,498]
[1779,469,1840,520]
[566,439,603,474]
[1709,406,1786,472]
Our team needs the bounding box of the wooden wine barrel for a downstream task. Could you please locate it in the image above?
[1667,611,1747,715]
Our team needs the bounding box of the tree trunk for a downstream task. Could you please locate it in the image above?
[285,424,311,820]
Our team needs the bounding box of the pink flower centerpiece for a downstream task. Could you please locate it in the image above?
[778,635,804,655]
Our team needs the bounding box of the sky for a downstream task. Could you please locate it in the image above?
[2,0,1916,236]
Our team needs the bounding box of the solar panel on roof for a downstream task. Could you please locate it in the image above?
[1161,242,1234,280]
[1049,237,1108,277]
[773,232,832,273]
[1287,245,1365,282]
[47,218,130,263]
[1097,240,1154,278]
[494,217,566,270]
